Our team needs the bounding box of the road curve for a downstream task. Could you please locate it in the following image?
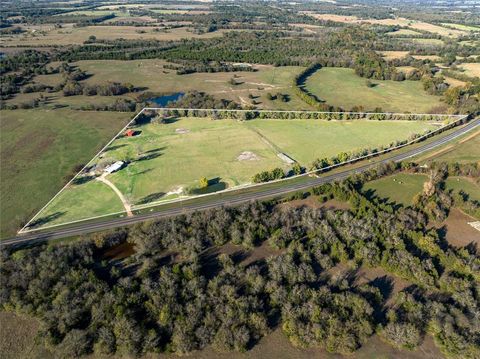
[2,118,479,248]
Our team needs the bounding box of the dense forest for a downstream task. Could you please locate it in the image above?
[1,161,479,358]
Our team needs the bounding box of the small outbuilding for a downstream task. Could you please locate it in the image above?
[125,129,135,137]
[104,161,125,174]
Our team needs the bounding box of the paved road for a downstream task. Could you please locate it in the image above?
[2,118,479,248]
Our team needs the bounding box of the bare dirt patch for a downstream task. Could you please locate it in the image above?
[237,151,259,161]
[440,208,480,248]
[175,128,190,134]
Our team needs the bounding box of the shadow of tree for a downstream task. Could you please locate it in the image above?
[104,144,128,152]
[136,192,166,205]
[190,177,228,195]
[72,175,96,185]
[136,152,162,161]
[27,211,65,229]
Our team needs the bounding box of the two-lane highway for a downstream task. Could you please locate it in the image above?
[2,118,478,247]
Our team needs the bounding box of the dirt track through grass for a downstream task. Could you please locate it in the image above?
[31,117,438,229]
[0,109,131,238]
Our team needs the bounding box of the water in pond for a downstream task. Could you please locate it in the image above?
[149,92,184,106]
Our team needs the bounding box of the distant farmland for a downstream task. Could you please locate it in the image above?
[304,67,443,113]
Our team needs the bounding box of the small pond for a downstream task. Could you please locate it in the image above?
[149,92,184,106]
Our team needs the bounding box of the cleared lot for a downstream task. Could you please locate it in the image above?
[31,116,438,229]
[304,67,443,113]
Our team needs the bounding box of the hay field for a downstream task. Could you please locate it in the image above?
[304,67,443,112]
[0,109,131,238]
[459,63,480,78]
[303,13,466,37]
[0,25,227,46]
[379,51,409,60]
[33,117,437,229]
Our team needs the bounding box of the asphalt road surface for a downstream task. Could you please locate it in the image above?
[2,118,478,248]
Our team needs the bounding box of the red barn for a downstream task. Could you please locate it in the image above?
[125,129,135,137]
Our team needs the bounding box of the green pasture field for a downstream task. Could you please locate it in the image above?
[4,90,132,110]
[0,109,131,238]
[73,60,309,110]
[31,117,439,229]
[28,180,126,228]
[446,177,480,202]
[363,172,480,207]
[303,68,443,113]
[441,23,480,32]
[431,132,480,163]
[247,119,437,164]
[362,173,428,206]
[408,38,444,45]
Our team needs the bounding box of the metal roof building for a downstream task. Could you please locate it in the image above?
[104,161,124,174]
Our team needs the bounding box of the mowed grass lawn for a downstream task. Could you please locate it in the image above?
[247,119,438,164]
[33,117,440,229]
[304,67,443,113]
[107,118,285,204]
[0,109,131,238]
[29,180,126,228]
[362,173,428,206]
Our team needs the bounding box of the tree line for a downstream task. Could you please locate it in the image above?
[1,161,478,358]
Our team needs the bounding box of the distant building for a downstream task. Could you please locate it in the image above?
[104,161,124,174]
[125,129,135,137]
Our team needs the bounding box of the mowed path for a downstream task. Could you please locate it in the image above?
[96,175,133,217]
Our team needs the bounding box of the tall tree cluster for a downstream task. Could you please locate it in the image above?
[1,162,479,358]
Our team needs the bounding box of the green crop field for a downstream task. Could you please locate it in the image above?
[31,117,439,229]
[304,67,443,112]
[362,173,428,206]
[0,109,131,238]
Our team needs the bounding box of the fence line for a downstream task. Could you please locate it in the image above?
[144,107,464,118]
[18,108,147,233]
[18,108,469,234]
